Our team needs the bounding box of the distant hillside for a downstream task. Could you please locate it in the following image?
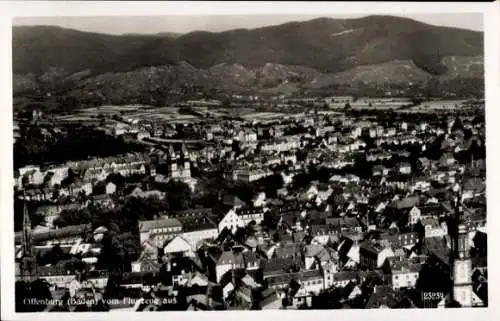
[13,16,483,76]
[12,16,484,105]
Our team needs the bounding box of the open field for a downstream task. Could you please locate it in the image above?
[241,112,286,120]
[397,100,474,113]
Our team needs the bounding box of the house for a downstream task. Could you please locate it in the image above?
[339,282,363,302]
[260,288,282,309]
[440,152,456,167]
[267,269,324,307]
[309,224,338,245]
[37,265,77,288]
[84,270,110,289]
[223,282,235,300]
[91,194,114,209]
[262,256,298,279]
[234,168,273,183]
[137,131,150,140]
[252,192,267,207]
[163,235,195,258]
[398,162,412,175]
[222,194,246,209]
[385,256,423,290]
[337,234,363,265]
[372,165,389,177]
[303,244,333,270]
[326,217,362,233]
[218,209,246,234]
[210,251,245,283]
[418,157,431,171]
[179,216,218,250]
[242,250,261,271]
[59,181,93,198]
[105,182,117,194]
[188,272,209,287]
[380,232,419,249]
[326,271,358,289]
[234,207,265,225]
[388,196,420,211]
[409,206,422,225]
[15,224,91,247]
[82,168,109,183]
[463,178,486,200]
[421,237,451,275]
[45,166,70,188]
[281,172,294,186]
[131,241,161,273]
[365,285,413,308]
[130,188,166,200]
[18,166,45,188]
[236,129,257,143]
[421,217,448,238]
[139,218,183,248]
[411,178,431,193]
[277,188,288,198]
[273,241,302,260]
[359,242,395,270]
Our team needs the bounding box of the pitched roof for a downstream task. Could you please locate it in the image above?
[265,269,322,287]
[274,243,301,259]
[138,218,182,233]
[262,257,298,275]
[332,271,358,282]
[217,251,244,266]
[423,237,450,265]
[388,196,420,210]
[15,224,91,245]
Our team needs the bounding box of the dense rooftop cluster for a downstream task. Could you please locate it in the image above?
[14,97,486,311]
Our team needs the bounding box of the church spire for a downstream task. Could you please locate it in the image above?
[22,198,32,255]
[168,144,176,159]
[19,196,38,282]
[450,176,473,307]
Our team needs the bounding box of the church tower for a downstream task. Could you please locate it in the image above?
[168,144,178,178]
[181,143,191,178]
[452,224,473,307]
[450,181,473,307]
[18,198,38,281]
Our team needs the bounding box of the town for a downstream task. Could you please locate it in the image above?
[13,94,487,311]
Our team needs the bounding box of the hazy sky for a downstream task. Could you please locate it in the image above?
[13,13,483,35]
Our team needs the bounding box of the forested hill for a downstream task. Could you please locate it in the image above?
[13,15,482,76]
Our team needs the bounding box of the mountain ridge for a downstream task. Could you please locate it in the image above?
[12,16,484,105]
[13,15,483,76]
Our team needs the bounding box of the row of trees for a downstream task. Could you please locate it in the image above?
[14,125,145,169]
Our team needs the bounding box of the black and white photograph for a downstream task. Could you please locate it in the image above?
[1,1,498,319]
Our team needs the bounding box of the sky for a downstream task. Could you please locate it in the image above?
[13,13,483,35]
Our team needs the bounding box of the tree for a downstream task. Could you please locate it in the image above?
[15,279,52,312]
[292,172,311,190]
[257,174,284,198]
[353,154,372,179]
[231,140,242,154]
[104,274,126,300]
[163,180,191,211]
[98,230,140,273]
[53,208,93,228]
[39,244,69,266]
